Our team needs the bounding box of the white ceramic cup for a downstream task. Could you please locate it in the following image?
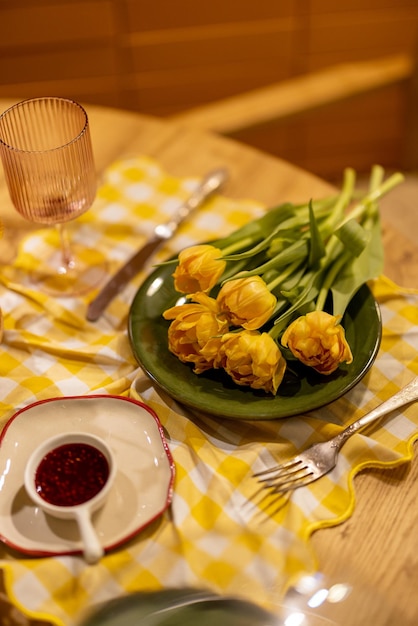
[24,432,116,564]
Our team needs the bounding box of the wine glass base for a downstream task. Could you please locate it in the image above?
[30,245,108,298]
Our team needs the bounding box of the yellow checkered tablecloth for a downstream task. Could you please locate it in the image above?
[0,156,417,625]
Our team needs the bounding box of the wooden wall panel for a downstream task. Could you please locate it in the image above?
[0,1,121,106]
[310,0,418,13]
[230,84,407,180]
[128,25,295,73]
[0,2,114,48]
[0,0,417,180]
[302,88,406,176]
[298,2,417,177]
[306,6,418,69]
[126,60,296,115]
[125,19,296,114]
[124,0,296,31]
[0,47,117,86]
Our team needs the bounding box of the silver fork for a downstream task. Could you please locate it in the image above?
[254,376,418,495]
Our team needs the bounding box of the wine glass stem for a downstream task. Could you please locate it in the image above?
[57,223,75,273]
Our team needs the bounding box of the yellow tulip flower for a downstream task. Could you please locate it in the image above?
[217,276,277,330]
[163,292,229,374]
[172,244,226,294]
[281,311,353,375]
[215,329,286,395]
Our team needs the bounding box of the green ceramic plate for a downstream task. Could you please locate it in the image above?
[80,589,275,626]
[128,263,382,420]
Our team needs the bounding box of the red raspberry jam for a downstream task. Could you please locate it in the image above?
[34,442,110,507]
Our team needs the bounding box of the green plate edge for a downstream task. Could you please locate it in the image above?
[80,589,274,626]
[128,262,382,420]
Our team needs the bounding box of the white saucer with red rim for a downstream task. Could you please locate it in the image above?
[0,395,174,558]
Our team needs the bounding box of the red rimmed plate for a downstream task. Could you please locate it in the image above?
[0,395,174,557]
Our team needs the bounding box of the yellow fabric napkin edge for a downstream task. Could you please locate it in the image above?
[2,566,64,626]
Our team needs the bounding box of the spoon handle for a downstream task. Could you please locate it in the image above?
[75,508,104,565]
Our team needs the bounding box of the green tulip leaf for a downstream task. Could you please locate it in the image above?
[331,213,384,317]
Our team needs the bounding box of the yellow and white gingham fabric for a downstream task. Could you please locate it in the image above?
[0,156,417,626]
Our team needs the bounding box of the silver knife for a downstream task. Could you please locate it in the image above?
[86,167,228,321]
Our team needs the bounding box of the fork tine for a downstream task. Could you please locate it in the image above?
[256,461,309,484]
[253,457,303,478]
[259,463,315,490]
[267,470,317,493]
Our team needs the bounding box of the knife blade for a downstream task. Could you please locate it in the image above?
[86,167,228,322]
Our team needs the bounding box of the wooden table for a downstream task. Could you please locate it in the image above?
[0,100,417,625]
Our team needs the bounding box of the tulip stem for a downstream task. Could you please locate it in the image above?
[315,252,349,313]
[340,171,404,227]
[221,236,255,256]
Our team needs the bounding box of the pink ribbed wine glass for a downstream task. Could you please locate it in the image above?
[0,97,106,296]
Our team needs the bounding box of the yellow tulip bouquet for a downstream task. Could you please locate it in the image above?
[162,166,403,395]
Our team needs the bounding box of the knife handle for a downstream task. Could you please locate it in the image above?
[154,168,228,240]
